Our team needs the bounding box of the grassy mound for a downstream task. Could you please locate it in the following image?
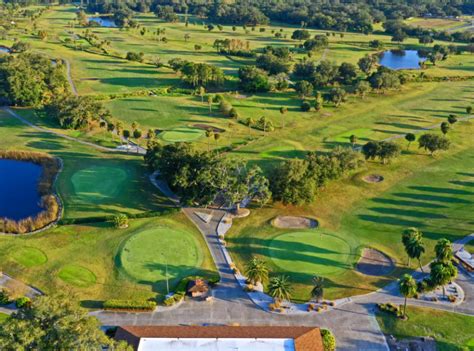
[58,265,97,287]
[11,247,47,267]
[160,127,205,143]
[70,166,128,204]
[119,226,203,284]
[269,231,353,276]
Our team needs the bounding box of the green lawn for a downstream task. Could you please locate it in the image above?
[465,239,474,255]
[0,313,9,324]
[118,225,206,286]
[11,247,48,268]
[58,264,97,288]
[160,127,206,143]
[376,306,474,351]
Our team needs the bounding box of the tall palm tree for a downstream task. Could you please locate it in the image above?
[430,261,457,297]
[403,228,425,272]
[402,227,419,267]
[311,276,324,303]
[268,275,292,304]
[398,274,417,319]
[245,257,269,285]
[435,238,453,263]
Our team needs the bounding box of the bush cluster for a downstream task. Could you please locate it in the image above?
[377,302,402,317]
[102,299,157,311]
[321,329,336,351]
[163,292,185,306]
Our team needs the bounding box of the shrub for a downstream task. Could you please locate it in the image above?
[112,214,129,229]
[377,302,402,317]
[163,292,184,306]
[103,299,157,311]
[15,296,31,309]
[301,101,311,112]
[229,107,239,119]
[219,100,233,115]
[0,289,10,305]
[321,329,336,351]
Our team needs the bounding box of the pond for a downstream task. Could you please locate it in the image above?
[379,50,427,70]
[0,159,43,221]
[0,46,10,54]
[87,17,117,28]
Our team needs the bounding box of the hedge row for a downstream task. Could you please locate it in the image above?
[59,208,180,225]
[103,299,157,311]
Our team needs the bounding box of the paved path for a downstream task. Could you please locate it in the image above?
[63,58,78,96]
[2,107,145,155]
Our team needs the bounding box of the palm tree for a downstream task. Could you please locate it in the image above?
[430,261,457,297]
[199,86,206,103]
[268,275,292,304]
[435,238,453,263]
[244,257,269,285]
[398,274,417,319]
[402,228,425,272]
[349,134,357,148]
[311,276,324,302]
[279,107,287,128]
[205,129,214,152]
[207,95,213,115]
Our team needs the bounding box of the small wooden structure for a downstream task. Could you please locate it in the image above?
[186,279,209,298]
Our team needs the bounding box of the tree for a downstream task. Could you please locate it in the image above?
[418,133,450,156]
[184,33,190,42]
[311,276,324,302]
[355,80,370,99]
[245,257,269,285]
[205,128,214,151]
[113,214,129,228]
[402,227,425,271]
[398,274,417,319]
[155,5,178,22]
[11,41,31,53]
[405,133,416,150]
[435,238,453,263]
[349,134,357,148]
[0,294,131,350]
[268,275,292,304]
[291,29,310,41]
[122,129,131,140]
[279,107,288,128]
[447,114,457,125]
[362,141,400,164]
[133,129,142,139]
[467,106,472,115]
[338,62,358,85]
[429,261,457,297]
[198,86,206,103]
[314,91,324,111]
[440,121,450,135]
[358,55,377,75]
[207,95,213,114]
[238,66,271,93]
[328,87,346,107]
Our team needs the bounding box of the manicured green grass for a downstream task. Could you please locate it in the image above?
[465,239,474,255]
[269,231,354,276]
[11,247,48,268]
[376,306,474,351]
[119,226,203,285]
[58,264,97,288]
[71,166,128,204]
[160,127,206,142]
[0,313,9,323]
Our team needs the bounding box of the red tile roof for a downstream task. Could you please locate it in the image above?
[115,325,324,351]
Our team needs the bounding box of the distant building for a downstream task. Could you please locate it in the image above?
[186,278,209,298]
[115,325,324,351]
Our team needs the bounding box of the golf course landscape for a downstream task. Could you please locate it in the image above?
[0,2,473,349]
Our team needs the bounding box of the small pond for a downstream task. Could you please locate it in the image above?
[379,50,427,70]
[87,17,117,28]
[0,159,43,221]
[0,46,11,54]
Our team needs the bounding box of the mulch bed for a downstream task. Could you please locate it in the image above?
[357,248,394,276]
[363,174,384,183]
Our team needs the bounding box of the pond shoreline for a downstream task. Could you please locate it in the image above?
[0,151,63,235]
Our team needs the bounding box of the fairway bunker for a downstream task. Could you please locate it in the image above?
[356,248,394,276]
[272,216,318,229]
[193,124,225,133]
[363,174,384,183]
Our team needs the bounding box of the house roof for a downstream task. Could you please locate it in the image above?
[115,325,324,351]
[187,279,209,293]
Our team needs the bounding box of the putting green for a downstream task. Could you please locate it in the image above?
[160,127,205,142]
[269,231,353,276]
[11,247,47,267]
[119,227,203,283]
[58,265,96,287]
[71,166,128,203]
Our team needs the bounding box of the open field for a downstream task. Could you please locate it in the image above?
[376,306,474,350]
[405,16,474,32]
[0,214,217,304]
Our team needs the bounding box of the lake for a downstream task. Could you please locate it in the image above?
[87,17,117,28]
[379,50,427,70]
[0,46,10,54]
[0,159,43,221]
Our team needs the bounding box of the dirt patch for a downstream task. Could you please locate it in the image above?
[234,94,248,99]
[363,174,384,183]
[192,124,225,133]
[272,216,318,229]
[357,248,394,276]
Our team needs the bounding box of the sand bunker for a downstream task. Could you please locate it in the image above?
[363,174,384,183]
[357,248,394,276]
[272,216,318,229]
[193,124,225,133]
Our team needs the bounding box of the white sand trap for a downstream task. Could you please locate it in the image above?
[363,174,384,183]
[272,216,318,229]
[357,248,394,276]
